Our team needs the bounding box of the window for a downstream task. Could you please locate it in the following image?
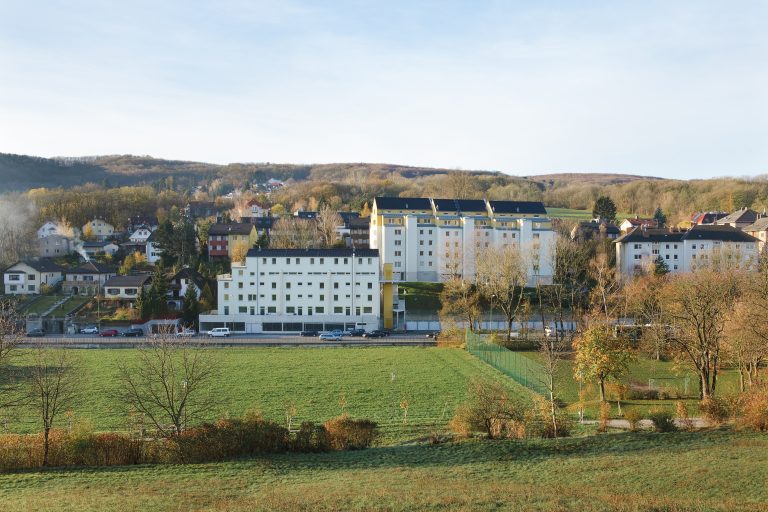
[286,307,295,314]
[320,282,325,289]
[267,306,276,313]
[8,274,19,281]
[271,294,277,301]
[316,306,324,313]
[334,306,343,314]
[272,282,277,288]
[28,274,35,280]
[363,307,372,314]
[334,258,339,264]
[367,282,373,289]
[395,251,402,257]
[285,294,291,301]
[272,258,276,264]
[28,284,35,291]
[333,294,339,301]
[634,254,641,260]
[238,306,247,313]
[320,258,324,264]
[320,294,324,301]
[367,295,372,301]
[334,283,339,289]
[395,229,401,235]
[394,240,401,246]
[224,282,229,289]
[224,306,229,315]
[238,282,243,289]
[286,282,291,289]
[533,233,540,239]
[634,244,642,250]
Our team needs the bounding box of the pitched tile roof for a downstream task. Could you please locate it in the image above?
[104,274,152,287]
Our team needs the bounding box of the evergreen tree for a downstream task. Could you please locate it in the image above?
[653,256,670,276]
[653,207,667,227]
[149,263,169,318]
[181,284,200,328]
[135,286,149,320]
[592,196,617,223]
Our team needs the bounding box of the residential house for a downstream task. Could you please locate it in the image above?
[207,223,257,261]
[145,231,163,265]
[744,218,768,253]
[103,274,152,300]
[348,216,370,249]
[167,267,211,309]
[714,207,762,229]
[247,199,270,218]
[691,211,729,225]
[239,216,275,238]
[37,221,63,239]
[619,216,659,233]
[614,225,759,279]
[199,248,381,334]
[570,219,621,242]
[82,219,115,241]
[3,260,63,295]
[38,234,73,258]
[82,241,119,258]
[129,226,154,243]
[126,215,159,233]
[370,197,556,286]
[62,262,117,296]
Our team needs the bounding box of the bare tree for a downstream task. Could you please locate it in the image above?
[439,278,481,332]
[116,330,219,436]
[537,332,566,437]
[316,205,343,247]
[29,346,80,466]
[476,245,528,341]
[589,249,623,322]
[624,274,669,360]
[660,270,742,399]
[268,218,318,249]
[0,300,25,412]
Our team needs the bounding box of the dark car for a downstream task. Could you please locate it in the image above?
[347,329,366,337]
[99,329,119,337]
[122,328,144,337]
[26,328,45,337]
[380,329,392,337]
[362,330,383,338]
[300,330,319,337]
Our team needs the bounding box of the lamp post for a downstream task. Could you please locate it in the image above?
[489,294,496,334]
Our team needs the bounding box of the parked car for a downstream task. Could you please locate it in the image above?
[328,329,343,337]
[380,329,392,337]
[99,329,119,337]
[300,330,319,337]
[175,329,197,338]
[207,327,231,337]
[362,330,383,338]
[346,329,366,337]
[80,325,98,334]
[319,332,341,341]
[122,328,144,337]
[26,328,45,337]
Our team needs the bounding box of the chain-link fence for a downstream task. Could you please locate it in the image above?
[466,330,546,395]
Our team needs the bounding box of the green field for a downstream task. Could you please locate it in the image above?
[398,282,443,312]
[6,347,530,442]
[546,207,636,221]
[19,295,63,316]
[1,430,766,511]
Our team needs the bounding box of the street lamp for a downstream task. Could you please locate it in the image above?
[489,294,496,333]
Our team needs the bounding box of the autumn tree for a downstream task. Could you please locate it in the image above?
[29,346,80,466]
[589,249,623,322]
[230,241,249,264]
[573,321,634,402]
[624,273,669,360]
[116,329,219,436]
[269,218,318,249]
[660,270,741,399]
[476,245,528,341]
[439,278,481,332]
[360,202,371,217]
[316,205,343,248]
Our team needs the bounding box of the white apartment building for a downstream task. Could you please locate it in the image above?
[199,248,381,334]
[615,225,759,279]
[369,197,556,286]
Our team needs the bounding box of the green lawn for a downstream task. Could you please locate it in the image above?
[0,430,766,511]
[6,347,531,442]
[398,282,443,313]
[546,207,636,221]
[19,295,64,316]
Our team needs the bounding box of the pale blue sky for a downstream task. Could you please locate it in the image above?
[1,1,766,179]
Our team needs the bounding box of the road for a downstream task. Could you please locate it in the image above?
[19,333,439,348]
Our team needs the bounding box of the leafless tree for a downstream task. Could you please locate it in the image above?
[116,329,219,436]
[0,300,25,412]
[316,205,343,247]
[439,278,481,332]
[476,245,528,341]
[29,346,81,466]
[268,218,318,249]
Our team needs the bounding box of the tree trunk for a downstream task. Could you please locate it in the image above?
[507,318,513,342]
[43,426,50,467]
[739,367,746,393]
[599,378,606,402]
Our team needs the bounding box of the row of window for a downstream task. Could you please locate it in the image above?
[224,293,375,303]
[223,305,374,315]
[259,257,374,265]
[224,281,375,289]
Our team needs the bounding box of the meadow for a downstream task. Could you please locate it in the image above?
[0,430,766,511]
[4,347,530,443]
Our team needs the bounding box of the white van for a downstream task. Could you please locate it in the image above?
[207,327,231,338]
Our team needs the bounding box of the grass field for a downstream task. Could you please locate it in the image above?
[5,347,530,442]
[546,207,636,221]
[19,295,63,316]
[398,282,443,312]
[1,430,766,511]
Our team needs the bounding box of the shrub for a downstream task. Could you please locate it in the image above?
[675,401,694,431]
[627,388,659,400]
[174,417,290,463]
[598,402,611,432]
[291,422,330,453]
[449,378,525,439]
[323,414,379,450]
[624,409,643,432]
[524,396,571,438]
[648,408,677,432]
[738,385,768,432]
[699,396,730,425]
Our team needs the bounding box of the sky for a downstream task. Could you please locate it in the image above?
[0,0,766,179]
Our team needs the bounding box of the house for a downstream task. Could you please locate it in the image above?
[619,217,659,233]
[570,219,621,242]
[743,218,768,253]
[126,215,159,233]
[691,211,729,225]
[3,260,64,295]
[82,241,119,258]
[82,219,115,241]
[167,267,211,309]
[370,197,556,286]
[247,199,270,218]
[239,216,275,237]
[614,225,759,279]
[714,207,762,230]
[37,221,63,239]
[103,274,152,300]
[347,216,370,249]
[38,234,73,258]
[129,226,154,243]
[145,231,163,265]
[207,223,257,260]
[62,262,117,296]
[198,248,382,334]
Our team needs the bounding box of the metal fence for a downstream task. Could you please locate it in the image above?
[466,330,547,395]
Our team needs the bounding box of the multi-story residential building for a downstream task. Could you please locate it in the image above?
[199,248,381,334]
[369,197,556,286]
[38,234,73,258]
[614,225,759,279]
[3,260,63,295]
[82,219,115,241]
[207,223,257,261]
